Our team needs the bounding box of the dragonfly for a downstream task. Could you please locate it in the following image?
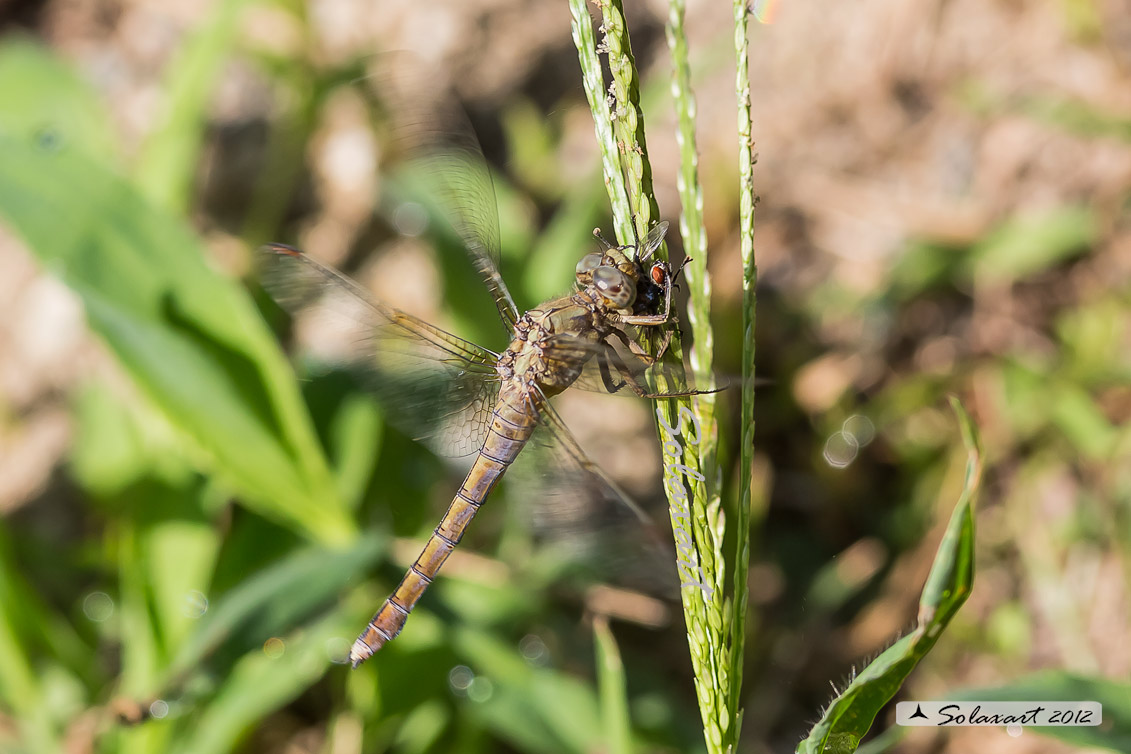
[259,77,709,668]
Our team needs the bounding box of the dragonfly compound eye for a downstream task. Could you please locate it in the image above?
[593,266,636,309]
[575,252,604,277]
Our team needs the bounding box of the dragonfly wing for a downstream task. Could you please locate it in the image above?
[260,244,500,458]
[542,331,717,397]
[368,63,520,332]
[506,393,680,601]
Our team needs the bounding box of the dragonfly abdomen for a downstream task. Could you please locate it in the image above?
[349,390,539,667]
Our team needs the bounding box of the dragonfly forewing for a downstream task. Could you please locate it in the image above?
[260,245,503,458]
[507,399,682,601]
[367,61,519,333]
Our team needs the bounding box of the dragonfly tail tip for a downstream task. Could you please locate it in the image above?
[349,637,374,668]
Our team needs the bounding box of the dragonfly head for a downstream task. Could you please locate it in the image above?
[577,222,674,312]
[575,247,641,310]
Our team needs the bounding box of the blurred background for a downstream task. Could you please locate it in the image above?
[0,0,1129,753]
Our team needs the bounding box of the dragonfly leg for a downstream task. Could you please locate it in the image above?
[602,340,713,398]
[621,312,668,326]
[597,347,628,393]
[621,288,671,326]
[608,326,674,366]
[649,329,675,361]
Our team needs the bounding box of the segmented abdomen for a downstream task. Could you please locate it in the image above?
[349,387,538,666]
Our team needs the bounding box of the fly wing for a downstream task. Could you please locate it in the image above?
[260,244,500,458]
[366,61,520,333]
[635,220,669,262]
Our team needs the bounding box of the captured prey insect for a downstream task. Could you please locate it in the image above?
[259,68,710,668]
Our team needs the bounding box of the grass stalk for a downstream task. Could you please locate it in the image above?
[571,2,738,751]
[592,0,658,241]
[567,0,634,242]
[730,0,758,745]
[594,617,633,754]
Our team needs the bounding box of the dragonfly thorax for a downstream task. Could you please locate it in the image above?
[498,301,603,396]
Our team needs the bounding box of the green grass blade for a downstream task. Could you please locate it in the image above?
[730,0,759,747]
[170,612,352,754]
[665,0,717,398]
[454,628,605,754]
[796,398,983,754]
[164,538,384,685]
[133,0,252,211]
[0,526,58,753]
[571,6,731,752]
[595,0,659,240]
[594,618,633,754]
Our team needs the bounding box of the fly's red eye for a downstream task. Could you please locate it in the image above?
[650,264,667,286]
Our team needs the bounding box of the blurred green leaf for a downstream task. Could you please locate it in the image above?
[1056,297,1130,382]
[1016,93,1131,140]
[327,393,383,511]
[889,241,964,300]
[171,612,351,754]
[165,537,384,684]
[145,515,222,652]
[119,520,165,696]
[501,97,564,201]
[595,618,633,754]
[393,700,452,754]
[0,526,56,753]
[966,207,1096,284]
[958,79,1131,142]
[1049,383,1118,460]
[796,398,982,754]
[0,522,91,687]
[0,41,352,544]
[133,0,253,211]
[521,169,608,306]
[999,360,1052,441]
[455,628,604,754]
[70,379,201,499]
[102,475,220,698]
[70,382,160,496]
[436,578,539,632]
[950,672,1131,752]
[985,602,1032,660]
[0,37,118,164]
